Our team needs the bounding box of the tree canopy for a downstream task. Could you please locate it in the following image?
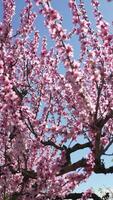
[0,0,113,199]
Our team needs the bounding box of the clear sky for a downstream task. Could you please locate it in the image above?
[1,0,113,194]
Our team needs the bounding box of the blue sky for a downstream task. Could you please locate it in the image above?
[1,0,113,194]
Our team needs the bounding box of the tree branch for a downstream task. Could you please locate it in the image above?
[100,110,113,127]
[41,140,64,151]
[94,160,113,174]
[94,81,104,121]
[41,140,92,153]
[64,192,102,200]
[69,142,92,153]
[58,158,86,175]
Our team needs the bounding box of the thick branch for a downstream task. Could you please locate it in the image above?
[69,142,92,153]
[58,158,86,175]
[64,192,102,200]
[42,140,92,153]
[22,169,37,179]
[94,164,113,174]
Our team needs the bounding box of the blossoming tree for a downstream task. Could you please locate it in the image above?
[0,0,113,199]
